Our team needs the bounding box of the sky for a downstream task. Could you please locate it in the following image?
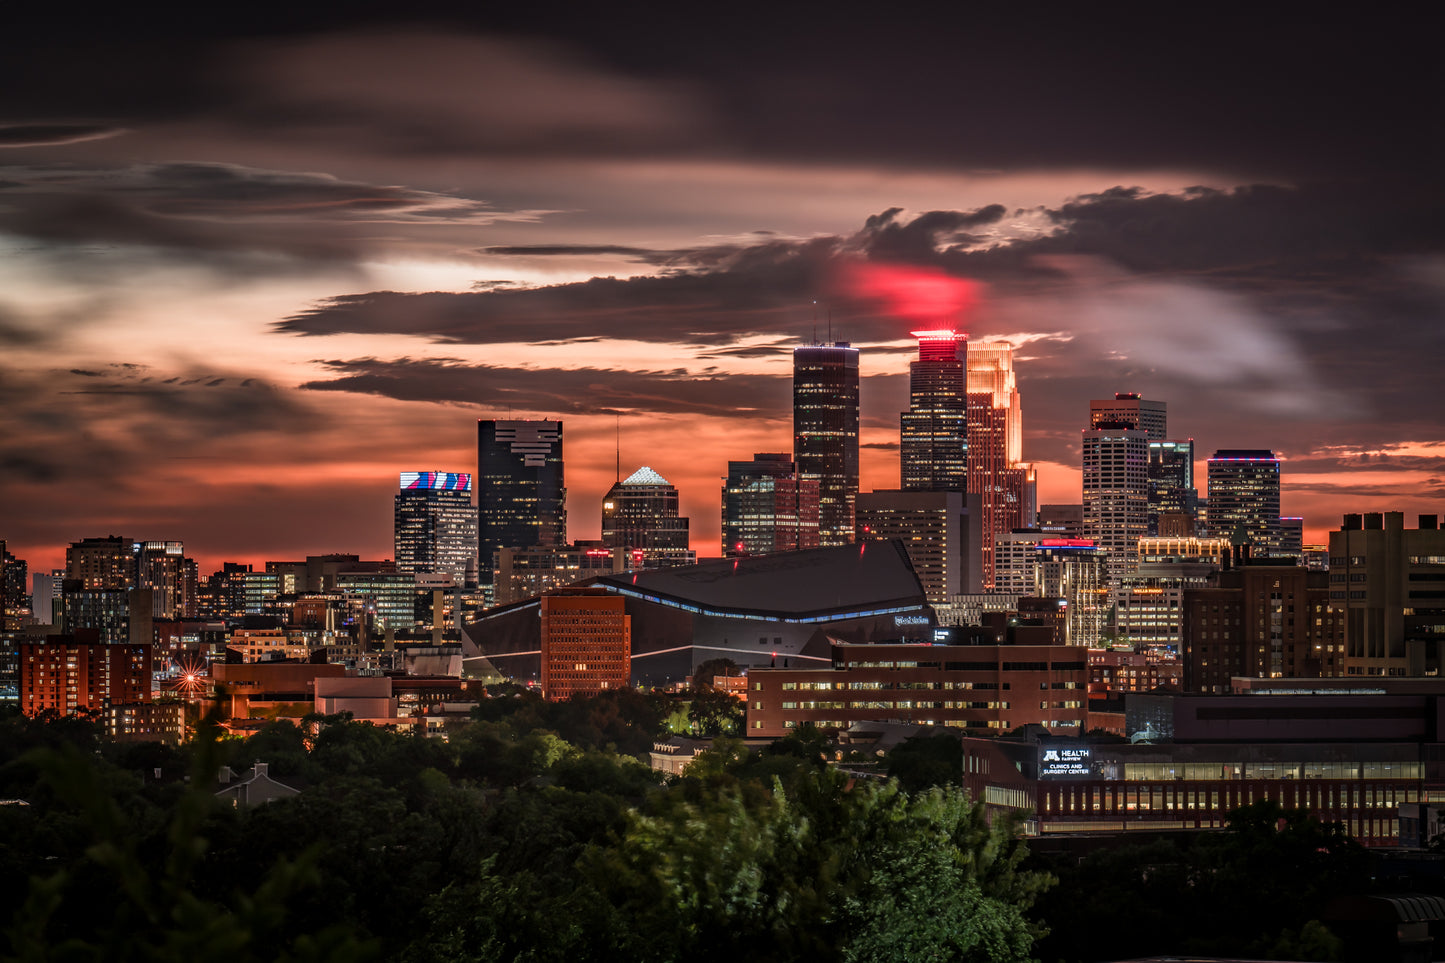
[2,6,1443,576]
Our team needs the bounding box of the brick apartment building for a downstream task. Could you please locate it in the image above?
[1183,562,1343,692]
[540,587,631,701]
[19,631,151,717]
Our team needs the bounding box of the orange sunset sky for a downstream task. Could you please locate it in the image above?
[2,9,1442,577]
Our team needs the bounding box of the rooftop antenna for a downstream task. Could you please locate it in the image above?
[615,414,621,484]
[827,307,833,344]
[812,300,818,344]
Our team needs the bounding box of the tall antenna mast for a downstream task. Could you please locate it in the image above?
[615,414,621,484]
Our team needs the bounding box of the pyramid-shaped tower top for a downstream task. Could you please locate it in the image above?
[622,466,670,486]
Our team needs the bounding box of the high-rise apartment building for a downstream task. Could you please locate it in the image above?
[855,490,982,603]
[1147,439,1198,535]
[993,530,1046,597]
[721,453,821,557]
[1089,393,1166,439]
[58,584,151,647]
[1278,516,1304,563]
[900,330,967,492]
[197,563,252,621]
[1206,450,1281,553]
[540,587,631,701]
[1,542,28,631]
[967,342,1036,588]
[1330,512,1445,677]
[1082,424,1150,584]
[19,631,151,717]
[1183,563,1343,692]
[794,343,859,547]
[65,536,135,590]
[478,419,566,583]
[394,471,479,587]
[601,467,692,567]
[135,541,195,619]
[1035,539,1109,648]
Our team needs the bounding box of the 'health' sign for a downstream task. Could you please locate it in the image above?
[1040,746,1093,778]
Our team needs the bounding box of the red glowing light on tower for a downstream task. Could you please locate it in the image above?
[843,263,980,328]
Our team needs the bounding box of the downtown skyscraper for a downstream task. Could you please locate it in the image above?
[395,471,479,587]
[1207,449,1281,553]
[1089,393,1167,439]
[601,467,693,567]
[477,419,566,585]
[1083,394,1165,585]
[900,330,967,491]
[967,342,1036,589]
[1083,420,1151,585]
[1148,439,1199,535]
[794,342,859,547]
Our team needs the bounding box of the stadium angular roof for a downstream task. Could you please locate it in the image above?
[592,540,929,622]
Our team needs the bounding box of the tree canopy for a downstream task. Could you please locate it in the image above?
[0,699,1050,963]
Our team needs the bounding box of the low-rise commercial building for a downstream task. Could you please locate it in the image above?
[105,701,186,744]
[960,690,1445,847]
[746,640,1087,737]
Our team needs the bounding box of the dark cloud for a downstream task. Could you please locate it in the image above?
[3,11,1436,179]
[281,182,1445,342]
[0,364,318,488]
[482,244,665,259]
[278,183,1445,470]
[280,235,840,345]
[697,340,795,359]
[0,311,51,347]
[0,124,126,148]
[0,161,541,270]
[858,205,1008,261]
[300,357,790,420]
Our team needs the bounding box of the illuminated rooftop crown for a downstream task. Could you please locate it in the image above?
[911,329,964,363]
[622,466,670,486]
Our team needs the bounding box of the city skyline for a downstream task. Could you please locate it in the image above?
[2,10,1442,574]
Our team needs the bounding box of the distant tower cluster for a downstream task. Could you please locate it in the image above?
[793,343,859,547]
